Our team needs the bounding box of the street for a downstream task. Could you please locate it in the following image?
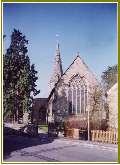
[3,134,118,163]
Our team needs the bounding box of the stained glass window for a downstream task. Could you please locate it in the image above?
[73,87,76,114]
[68,88,72,115]
[81,85,84,113]
[67,74,88,115]
[77,88,80,114]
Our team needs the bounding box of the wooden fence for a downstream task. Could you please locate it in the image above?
[91,130,118,144]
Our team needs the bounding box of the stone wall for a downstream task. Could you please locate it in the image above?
[61,56,98,87]
[48,56,101,124]
[107,83,118,129]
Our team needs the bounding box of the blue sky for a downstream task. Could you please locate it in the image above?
[3,3,117,98]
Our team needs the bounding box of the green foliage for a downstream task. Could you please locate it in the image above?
[38,125,48,132]
[101,65,118,91]
[3,34,6,40]
[3,29,40,122]
[90,85,103,112]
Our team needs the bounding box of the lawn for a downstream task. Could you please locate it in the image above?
[38,124,48,133]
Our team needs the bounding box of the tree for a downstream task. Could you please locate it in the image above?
[88,85,108,130]
[3,29,40,122]
[3,34,6,40]
[101,65,118,129]
[101,65,118,91]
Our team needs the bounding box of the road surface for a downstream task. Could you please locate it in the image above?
[3,134,118,163]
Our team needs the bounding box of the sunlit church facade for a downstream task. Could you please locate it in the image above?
[32,42,103,130]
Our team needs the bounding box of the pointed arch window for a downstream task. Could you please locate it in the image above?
[67,74,87,115]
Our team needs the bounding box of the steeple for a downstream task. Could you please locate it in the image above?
[49,41,63,90]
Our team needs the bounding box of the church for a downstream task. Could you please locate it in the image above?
[32,42,105,130]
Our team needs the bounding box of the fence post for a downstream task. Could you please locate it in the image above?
[91,129,118,144]
[111,131,113,143]
[91,130,94,141]
[116,130,118,144]
[99,130,102,142]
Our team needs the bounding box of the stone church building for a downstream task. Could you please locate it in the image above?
[47,42,104,130]
[32,42,106,130]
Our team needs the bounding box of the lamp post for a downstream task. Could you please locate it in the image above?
[86,104,90,141]
[86,83,90,141]
[87,105,90,141]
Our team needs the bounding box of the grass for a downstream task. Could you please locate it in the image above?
[38,124,48,132]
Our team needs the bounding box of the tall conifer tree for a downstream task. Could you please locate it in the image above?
[3,29,40,122]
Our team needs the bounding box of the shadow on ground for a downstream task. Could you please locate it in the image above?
[3,126,55,160]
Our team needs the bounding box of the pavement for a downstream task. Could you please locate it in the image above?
[3,133,118,163]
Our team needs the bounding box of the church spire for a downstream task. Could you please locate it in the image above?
[49,41,63,90]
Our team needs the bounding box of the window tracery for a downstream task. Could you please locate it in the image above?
[67,74,87,115]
